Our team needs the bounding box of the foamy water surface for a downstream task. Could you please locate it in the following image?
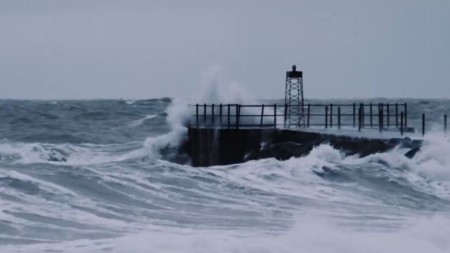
[1,98,450,252]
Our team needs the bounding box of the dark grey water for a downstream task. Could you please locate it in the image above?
[1,98,450,253]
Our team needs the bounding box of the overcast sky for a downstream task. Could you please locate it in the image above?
[0,0,449,99]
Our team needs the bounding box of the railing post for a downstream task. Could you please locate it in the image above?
[357,107,360,131]
[404,103,408,128]
[338,107,341,129]
[386,104,390,128]
[284,104,287,128]
[211,104,215,126]
[353,103,356,127]
[400,112,404,135]
[307,104,311,127]
[219,104,223,127]
[422,113,425,136]
[330,104,333,128]
[203,103,207,125]
[378,104,382,133]
[325,106,328,129]
[380,103,384,132]
[236,104,241,129]
[260,104,265,128]
[227,104,231,129]
[358,107,362,131]
[196,104,199,128]
[361,103,365,128]
[445,114,447,133]
[395,103,399,128]
[274,104,277,128]
[370,103,373,127]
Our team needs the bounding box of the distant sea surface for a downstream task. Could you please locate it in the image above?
[1,98,450,253]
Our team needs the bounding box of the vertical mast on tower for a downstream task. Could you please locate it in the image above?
[285,65,305,128]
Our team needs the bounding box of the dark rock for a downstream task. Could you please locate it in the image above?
[405,147,421,158]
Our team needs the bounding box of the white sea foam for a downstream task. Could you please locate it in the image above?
[138,98,190,159]
[127,114,157,127]
[116,215,450,253]
[0,141,142,165]
[2,138,450,252]
[4,214,450,253]
[410,133,450,180]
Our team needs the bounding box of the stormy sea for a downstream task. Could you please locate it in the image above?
[1,98,450,253]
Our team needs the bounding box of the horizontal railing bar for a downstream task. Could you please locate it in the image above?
[188,103,405,107]
[188,103,404,106]
[192,114,397,117]
[189,123,402,127]
[188,126,405,129]
[234,124,277,127]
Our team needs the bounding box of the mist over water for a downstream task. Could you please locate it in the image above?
[0,97,450,252]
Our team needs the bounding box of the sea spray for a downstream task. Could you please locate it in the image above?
[410,133,450,181]
[196,65,275,126]
[140,66,265,159]
[141,98,190,159]
[197,65,256,104]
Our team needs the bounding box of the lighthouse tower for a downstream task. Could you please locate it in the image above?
[285,65,305,128]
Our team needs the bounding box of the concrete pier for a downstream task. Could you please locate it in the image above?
[182,127,422,167]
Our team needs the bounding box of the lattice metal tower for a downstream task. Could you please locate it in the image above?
[285,65,305,127]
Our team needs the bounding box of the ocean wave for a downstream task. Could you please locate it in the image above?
[1,98,450,252]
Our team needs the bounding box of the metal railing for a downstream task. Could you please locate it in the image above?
[188,103,447,136]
